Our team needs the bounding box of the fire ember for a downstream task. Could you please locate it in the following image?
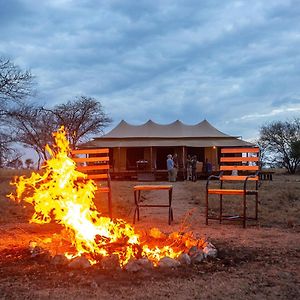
[8,127,217,270]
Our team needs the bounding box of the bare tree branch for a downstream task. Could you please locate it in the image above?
[258,118,300,174]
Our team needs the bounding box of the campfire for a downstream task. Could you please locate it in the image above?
[8,127,216,270]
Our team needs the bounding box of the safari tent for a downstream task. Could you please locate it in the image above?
[82,119,253,180]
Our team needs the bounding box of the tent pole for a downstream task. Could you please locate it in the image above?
[150,146,153,172]
[182,146,185,180]
[118,147,121,171]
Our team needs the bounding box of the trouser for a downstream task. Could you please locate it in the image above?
[192,168,197,181]
[186,167,192,180]
[168,168,176,182]
[173,167,178,181]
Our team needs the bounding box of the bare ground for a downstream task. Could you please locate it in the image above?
[0,171,299,299]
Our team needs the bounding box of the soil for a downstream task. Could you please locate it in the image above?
[0,172,299,299]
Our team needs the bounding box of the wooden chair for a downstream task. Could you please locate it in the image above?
[206,147,260,228]
[71,148,112,218]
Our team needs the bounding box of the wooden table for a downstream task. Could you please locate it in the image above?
[133,185,173,225]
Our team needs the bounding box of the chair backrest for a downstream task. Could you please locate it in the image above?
[219,147,260,181]
[71,148,110,182]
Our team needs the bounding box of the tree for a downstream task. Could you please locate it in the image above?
[47,96,112,149]
[9,97,112,168]
[8,104,56,168]
[258,118,300,174]
[291,140,300,161]
[25,158,34,169]
[0,57,34,167]
[7,157,23,169]
[253,138,270,168]
[0,57,34,111]
[0,133,22,168]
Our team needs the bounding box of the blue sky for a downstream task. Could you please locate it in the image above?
[1,0,299,141]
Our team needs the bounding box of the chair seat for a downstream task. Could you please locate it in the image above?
[208,189,258,195]
[98,187,110,193]
[134,185,173,191]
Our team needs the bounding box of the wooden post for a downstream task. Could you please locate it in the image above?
[118,147,121,171]
[150,146,153,172]
[182,146,185,180]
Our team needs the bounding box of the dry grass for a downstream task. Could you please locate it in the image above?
[1,168,299,229]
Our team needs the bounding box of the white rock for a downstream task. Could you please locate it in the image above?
[178,253,191,265]
[136,258,154,269]
[124,259,142,272]
[100,254,121,271]
[188,246,204,264]
[191,251,204,264]
[203,242,218,259]
[188,246,199,257]
[158,257,180,268]
[68,256,91,269]
[51,254,69,266]
[125,258,154,272]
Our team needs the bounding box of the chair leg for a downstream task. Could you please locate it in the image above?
[205,190,208,225]
[133,190,139,223]
[219,194,223,224]
[133,205,140,223]
[243,194,246,228]
[255,193,258,220]
[169,188,173,225]
[108,191,112,219]
[133,207,137,224]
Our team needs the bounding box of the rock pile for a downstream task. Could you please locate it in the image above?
[28,238,218,272]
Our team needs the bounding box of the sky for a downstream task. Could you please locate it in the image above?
[0,0,300,141]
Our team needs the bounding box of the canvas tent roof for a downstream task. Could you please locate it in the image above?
[83,119,253,148]
[102,119,236,138]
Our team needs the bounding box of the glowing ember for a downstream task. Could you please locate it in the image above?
[8,127,203,267]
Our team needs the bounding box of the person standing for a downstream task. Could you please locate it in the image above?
[205,159,212,176]
[191,155,197,182]
[186,155,192,180]
[166,154,175,182]
[173,153,178,181]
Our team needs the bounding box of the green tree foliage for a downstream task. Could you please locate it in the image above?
[258,118,300,174]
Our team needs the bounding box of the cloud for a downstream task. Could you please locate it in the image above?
[0,0,299,140]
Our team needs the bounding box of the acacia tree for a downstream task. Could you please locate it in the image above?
[8,104,56,168]
[25,158,34,169]
[9,97,112,167]
[258,118,300,174]
[46,96,112,149]
[0,57,34,167]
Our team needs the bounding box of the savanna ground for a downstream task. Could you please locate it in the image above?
[0,169,299,299]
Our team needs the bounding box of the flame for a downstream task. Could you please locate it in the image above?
[8,126,202,266]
